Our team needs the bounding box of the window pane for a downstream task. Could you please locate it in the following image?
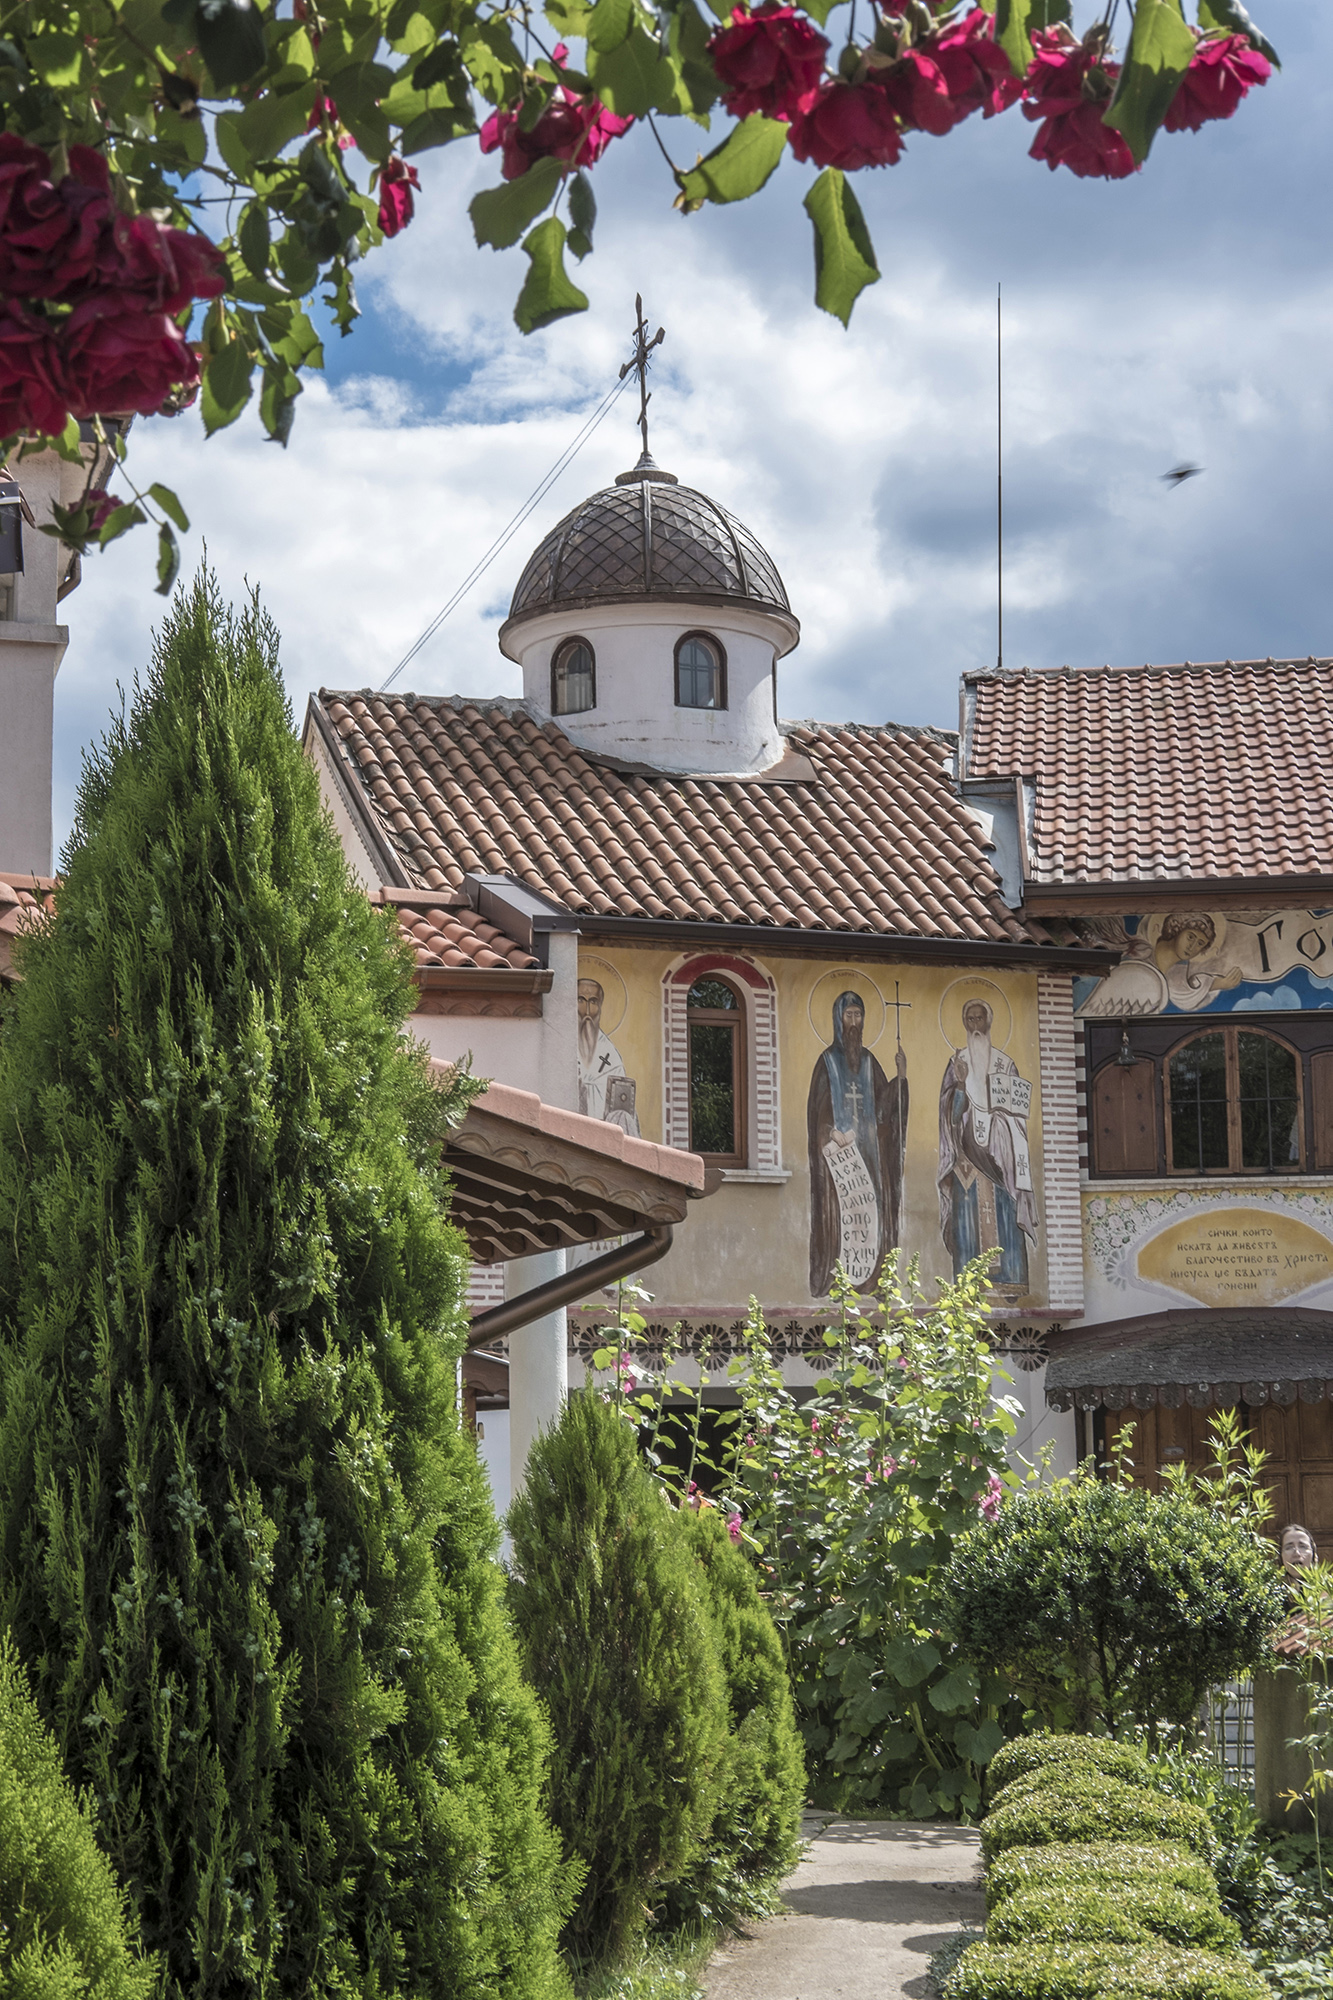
[1237,1032,1300,1169]
[1169,1034,1229,1170]
[690,1021,735,1153]
[678,637,720,710]
[553,641,594,715]
[688,978,737,1010]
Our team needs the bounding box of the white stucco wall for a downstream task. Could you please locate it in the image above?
[504,600,796,775]
[0,455,70,877]
[408,928,580,1113]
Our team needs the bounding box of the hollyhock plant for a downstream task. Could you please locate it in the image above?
[879,8,1021,136]
[0,299,69,436]
[377,157,420,238]
[60,298,199,419]
[706,3,829,122]
[789,77,905,169]
[1022,28,1137,181]
[1163,32,1271,133]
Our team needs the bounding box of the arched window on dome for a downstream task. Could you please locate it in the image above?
[552,637,595,716]
[675,632,726,711]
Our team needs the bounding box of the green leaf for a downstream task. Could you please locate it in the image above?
[803,168,879,328]
[587,0,636,53]
[514,219,590,333]
[1104,0,1196,163]
[26,31,82,87]
[546,0,595,33]
[238,204,271,279]
[586,25,672,116]
[197,0,270,89]
[992,0,1032,78]
[236,80,319,161]
[202,341,254,435]
[799,0,841,22]
[155,522,182,597]
[675,115,788,210]
[148,485,190,534]
[884,1636,941,1687]
[1197,0,1278,66]
[470,157,562,250]
[260,370,299,445]
[954,1716,1004,1763]
[926,1663,979,1713]
[568,168,596,254]
[213,112,252,179]
[97,502,147,547]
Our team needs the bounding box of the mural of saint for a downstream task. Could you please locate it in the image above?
[577,977,640,1135]
[1075,913,1241,1016]
[938,998,1037,1291]
[807,990,908,1297]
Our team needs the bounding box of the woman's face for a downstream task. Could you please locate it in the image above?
[1176,925,1211,960]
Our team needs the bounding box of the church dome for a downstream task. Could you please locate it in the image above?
[504,463,793,633]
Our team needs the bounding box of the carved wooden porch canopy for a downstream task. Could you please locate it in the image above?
[1045,1308,1333,1412]
[440,1073,706,1265]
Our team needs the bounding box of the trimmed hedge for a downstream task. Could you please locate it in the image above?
[988,1734,1158,1799]
[979,1771,1216,1863]
[987,1840,1217,1912]
[943,1942,1270,2000]
[987,1883,1240,1952]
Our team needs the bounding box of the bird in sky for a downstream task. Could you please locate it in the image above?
[1162,463,1203,488]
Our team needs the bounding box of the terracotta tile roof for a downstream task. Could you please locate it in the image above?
[370,892,541,972]
[966,659,1333,887]
[318,692,1039,947]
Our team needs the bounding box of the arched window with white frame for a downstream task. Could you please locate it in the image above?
[662,954,785,1179]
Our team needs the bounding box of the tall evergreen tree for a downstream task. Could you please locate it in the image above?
[0,572,573,1999]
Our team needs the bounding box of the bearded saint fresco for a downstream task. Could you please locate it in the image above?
[577,977,639,1136]
[938,999,1037,1291]
[807,991,908,1297]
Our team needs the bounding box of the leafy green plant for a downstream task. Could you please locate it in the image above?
[942,1940,1270,2000]
[0,568,573,2000]
[979,1770,1217,1863]
[507,1390,728,1967]
[939,1466,1286,1738]
[986,1840,1218,1912]
[0,1638,155,2000]
[988,1733,1159,1798]
[987,1880,1240,1951]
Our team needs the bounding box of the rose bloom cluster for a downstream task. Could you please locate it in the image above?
[480,47,633,180]
[0,134,227,441]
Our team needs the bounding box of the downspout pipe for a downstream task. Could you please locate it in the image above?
[464,1223,674,1352]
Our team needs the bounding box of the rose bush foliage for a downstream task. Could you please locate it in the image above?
[0,0,1279,585]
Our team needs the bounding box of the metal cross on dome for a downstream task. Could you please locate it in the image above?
[620,295,665,462]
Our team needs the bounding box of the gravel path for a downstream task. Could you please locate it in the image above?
[702,1816,984,2000]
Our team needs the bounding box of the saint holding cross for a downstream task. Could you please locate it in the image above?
[807,989,909,1297]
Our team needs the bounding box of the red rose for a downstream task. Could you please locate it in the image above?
[788,78,905,169]
[0,133,110,302]
[305,93,357,150]
[880,9,1020,135]
[479,67,633,181]
[0,297,70,436]
[1162,32,1270,133]
[93,211,228,316]
[378,156,420,237]
[1022,28,1137,180]
[84,487,125,532]
[707,4,829,122]
[60,295,200,419]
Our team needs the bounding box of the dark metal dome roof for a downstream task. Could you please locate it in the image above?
[504,464,792,628]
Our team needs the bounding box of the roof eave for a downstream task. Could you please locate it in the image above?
[576,913,1118,972]
[499,592,801,661]
[1022,873,1333,912]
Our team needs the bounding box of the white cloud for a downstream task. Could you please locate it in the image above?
[57,0,1333,843]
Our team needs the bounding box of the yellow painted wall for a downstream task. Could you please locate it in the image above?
[576,944,1050,1312]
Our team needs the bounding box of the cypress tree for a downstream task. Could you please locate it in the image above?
[0,571,573,1999]
[507,1393,728,1967]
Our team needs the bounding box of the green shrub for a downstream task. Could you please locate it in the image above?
[0,1640,154,2000]
[940,1475,1285,1737]
[0,572,573,1999]
[987,1840,1217,1912]
[979,1772,1215,1862]
[987,1882,1240,1951]
[508,1392,729,1966]
[989,1733,1157,1798]
[656,1503,805,1928]
[942,1941,1270,2000]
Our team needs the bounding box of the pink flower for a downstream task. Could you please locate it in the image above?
[788,78,905,169]
[1022,28,1137,181]
[1162,33,1270,133]
[977,1472,1004,1523]
[883,1455,897,1478]
[879,9,1021,136]
[864,1470,874,1487]
[306,93,357,150]
[60,295,199,419]
[479,54,633,181]
[812,1445,823,1458]
[810,1418,819,1430]
[707,3,829,122]
[378,156,420,237]
[727,1512,742,1543]
[0,297,70,436]
[85,486,124,531]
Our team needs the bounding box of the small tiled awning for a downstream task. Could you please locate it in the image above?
[1044,1309,1333,1412]
[440,1073,706,1265]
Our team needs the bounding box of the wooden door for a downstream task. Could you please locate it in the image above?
[1105,1400,1333,1560]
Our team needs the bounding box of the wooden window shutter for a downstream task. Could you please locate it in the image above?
[1310,1051,1333,1170]
[1092,1058,1158,1175]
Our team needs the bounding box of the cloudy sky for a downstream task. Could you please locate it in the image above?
[53,0,1332,849]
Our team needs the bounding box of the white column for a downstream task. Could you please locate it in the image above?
[506,1247,568,1503]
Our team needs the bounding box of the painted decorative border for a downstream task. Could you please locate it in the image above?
[1084,1186,1333,1294]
